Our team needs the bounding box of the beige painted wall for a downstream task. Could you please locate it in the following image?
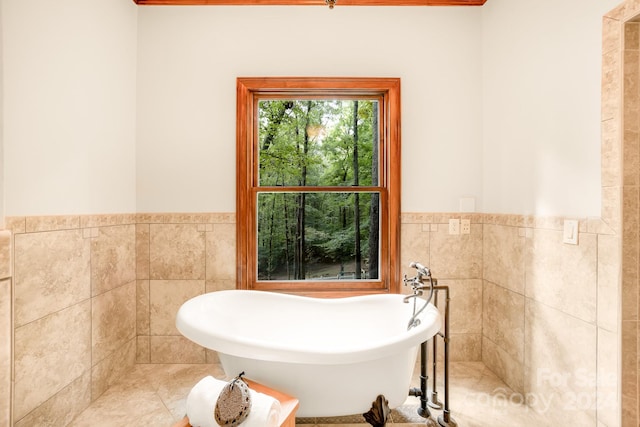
[0,0,618,217]
[2,0,138,216]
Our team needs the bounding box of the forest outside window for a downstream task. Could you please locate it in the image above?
[237,77,401,296]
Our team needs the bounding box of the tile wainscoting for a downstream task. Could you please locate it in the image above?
[0,230,13,427]
[1,210,620,426]
[6,215,137,427]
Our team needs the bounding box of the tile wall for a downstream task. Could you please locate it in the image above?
[481,216,618,426]
[400,213,483,362]
[621,12,638,427]
[134,213,235,365]
[0,230,12,427]
[604,2,640,427]
[5,215,137,426]
[401,211,619,427]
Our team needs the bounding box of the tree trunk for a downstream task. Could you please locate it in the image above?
[267,193,277,279]
[295,193,306,279]
[294,101,313,280]
[353,101,362,279]
[283,193,292,280]
[368,102,379,279]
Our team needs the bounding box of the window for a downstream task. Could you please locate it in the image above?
[236,77,400,296]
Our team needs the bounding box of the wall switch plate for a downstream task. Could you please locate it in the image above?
[461,219,471,234]
[563,219,579,245]
[459,197,476,212]
[449,219,460,235]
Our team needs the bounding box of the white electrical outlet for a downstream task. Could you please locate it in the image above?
[461,219,471,234]
[449,219,460,235]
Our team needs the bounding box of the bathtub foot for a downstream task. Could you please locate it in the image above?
[363,395,390,427]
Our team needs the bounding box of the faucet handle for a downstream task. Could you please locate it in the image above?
[403,273,410,287]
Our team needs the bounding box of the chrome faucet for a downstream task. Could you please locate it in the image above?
[403,262,435,330]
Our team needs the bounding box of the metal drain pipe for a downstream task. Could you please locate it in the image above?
[434,284,457,427]
[428,291,443,410]
[408,340,432,418]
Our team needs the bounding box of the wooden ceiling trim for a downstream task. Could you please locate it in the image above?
[134,0,486,6]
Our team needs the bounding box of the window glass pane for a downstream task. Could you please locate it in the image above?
[258,100,379,187]
[257,192,380,281]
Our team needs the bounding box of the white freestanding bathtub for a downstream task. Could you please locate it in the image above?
[176,290,441,417]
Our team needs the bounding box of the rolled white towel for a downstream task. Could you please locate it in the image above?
[243,389,281,427]
[186,376,223,427]
[186,376,282,427]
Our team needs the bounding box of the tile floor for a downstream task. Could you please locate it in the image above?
[69,361,548,426]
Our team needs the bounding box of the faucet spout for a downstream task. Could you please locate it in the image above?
[403,292,422,303]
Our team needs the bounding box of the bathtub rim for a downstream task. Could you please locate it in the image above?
[176,289,442,365]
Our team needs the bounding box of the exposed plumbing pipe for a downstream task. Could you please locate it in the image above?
[404,262,456,427]
[434,284,457,427]
[428,290,443,410]
[408,340,431,419]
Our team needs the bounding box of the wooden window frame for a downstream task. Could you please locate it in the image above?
[236,77,401,297]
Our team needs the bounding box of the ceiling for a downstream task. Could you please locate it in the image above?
[134,0,486,6]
